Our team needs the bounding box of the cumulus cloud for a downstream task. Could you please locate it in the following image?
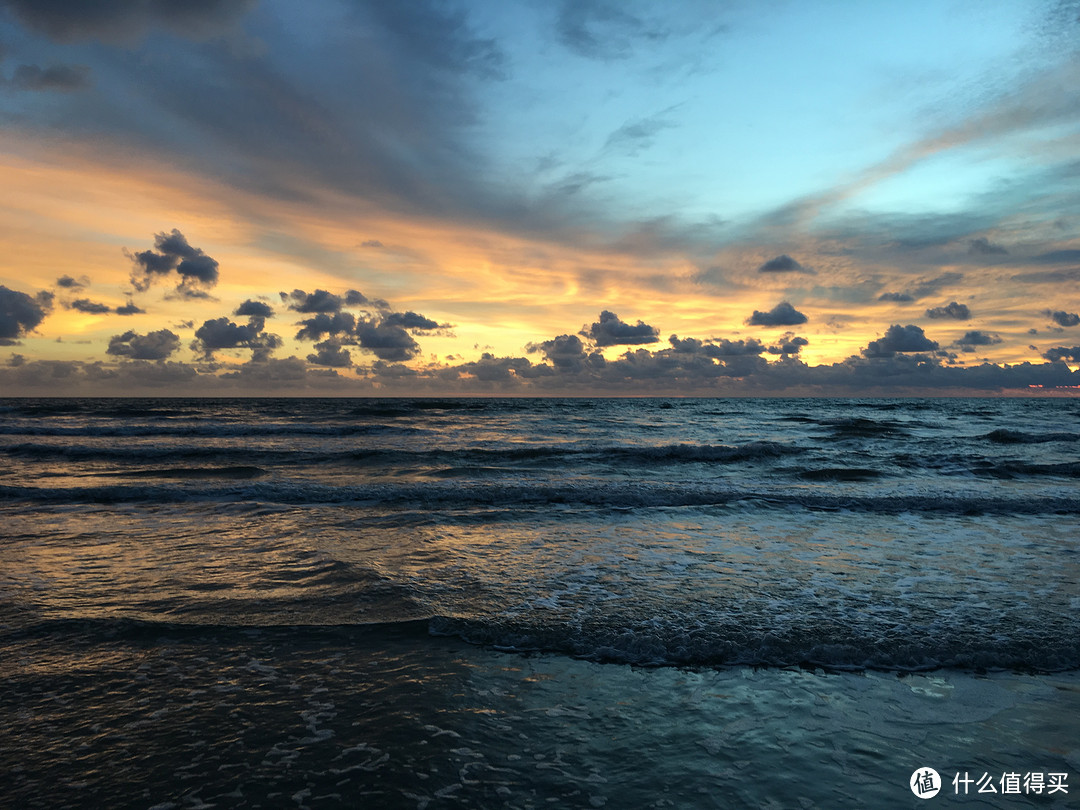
[106,329,180,360]
[746,301,808,327]
[127,229,219,298]
[190,316,282,362]
[925,301,971,320]
[955,330,1002,346]
[1043,346,1080,363]
[757,254,812,274]
[668,335,765,357]
[766,333,809,355]
[0,285,53,344]
[115,301,144,316]
[862,324,939,358]
[281,288,348,313]
[281,287,445,361]
[527,333,596,371]
[354,321,420,362]
[295,311,357,342]
[954,330,1002,353]
[583,310,659,346]
[307,338,353,368]
[382,311,442,331]
[1045,310,1080,327]
[234,299,275,319]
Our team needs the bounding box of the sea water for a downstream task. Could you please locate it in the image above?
[1,397,1077,808]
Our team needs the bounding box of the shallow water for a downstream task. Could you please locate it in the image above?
[1,397,1077,806]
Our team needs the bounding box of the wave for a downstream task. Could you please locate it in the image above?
[0,422,428,438]
[0,439,805,466]
[983,428,1080,444]
[5,612,1073,674]
[91,465,267,480]
[2,479,1076,514]
[966,460,1080,479]
[816,417,910,437]
[798,467,881,481]
[428,615,1080,673]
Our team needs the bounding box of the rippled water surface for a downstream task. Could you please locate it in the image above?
[2,397,1078,807]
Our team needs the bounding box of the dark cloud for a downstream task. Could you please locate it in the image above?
[968,237,1008,255]
[191,316,282,361]
[9,63,90,91]
[281,288,440,361]
[925,301,971,320]
[0,0,257,42]
[877,291,914,303]
[354,321,420,362]
[66,298,112,314]
[0,285,53,343]
[281,288,353,313]
[360,240,383,248]
[114,301,144,316]
[55,274,89,289]
[954,331,1002,353]
[527,333,597,372]
[955,330,1002,346]
[106,328,179,360]
[668,335,765,357]
[862,324,939,358]
[382,311,442,331]
[307,338,353,368]
[1046,310,1080,327]
[1043,346,1080,362]
[128,229,219,296]
[176,253,219,287]
[757,254,812,274]
[234,299,275,319]
[766,333,809,355]
[583,310,659,346]
[434,352,547,386]
[279,287,382,314]
[746,301,808,327]
[295,311,356,342]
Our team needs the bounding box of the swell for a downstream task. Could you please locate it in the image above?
[428,615,1080,673]
[0,422,430,438]
[0,440,805,466]
[5,613,1072,674]
[2,480,1076,514]
[982,428,1080,444]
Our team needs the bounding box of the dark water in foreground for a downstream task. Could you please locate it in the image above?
[1,397,1077,808]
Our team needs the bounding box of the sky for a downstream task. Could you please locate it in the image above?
[1,0,1079,396]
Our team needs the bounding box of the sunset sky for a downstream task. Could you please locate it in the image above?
[1,0,1079,395]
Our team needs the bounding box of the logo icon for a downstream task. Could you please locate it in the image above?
[911,768,941,799]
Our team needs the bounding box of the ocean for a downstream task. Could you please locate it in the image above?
[1,397,1077,808]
